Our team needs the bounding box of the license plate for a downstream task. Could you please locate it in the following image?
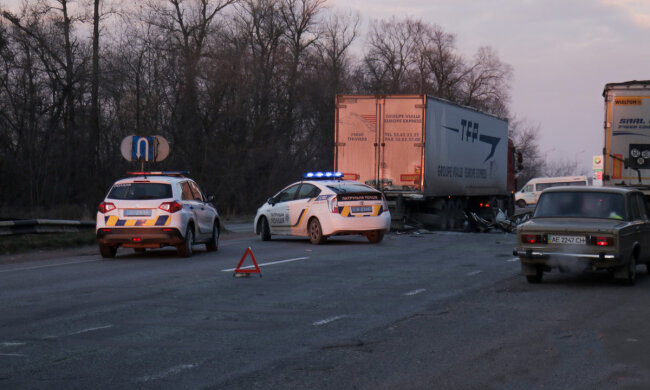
[548,235,586,245]
[351,206,372,213]
[124,209,152,217]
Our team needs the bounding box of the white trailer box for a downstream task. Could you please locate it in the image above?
[603,81,650,192]
[334,95,509,198]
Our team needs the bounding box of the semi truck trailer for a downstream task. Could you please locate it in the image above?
[334,94,517,230]
[603,80,650,195]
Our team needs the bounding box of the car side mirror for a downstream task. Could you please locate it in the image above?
[207,194,215,203]
[267,197,276,206]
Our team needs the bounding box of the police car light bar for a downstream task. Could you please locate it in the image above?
[303,171,344,180]
[127,171,190,177]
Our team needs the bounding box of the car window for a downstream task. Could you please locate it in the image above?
[629,194,641,220]
[635,193,648,220]
[107,183,172,200]
[297,184,321,199]
[188,181,205,202]
[180,181,194,201]
[534,192,626,220]
[275,184,300,203]
[524,184,533,192]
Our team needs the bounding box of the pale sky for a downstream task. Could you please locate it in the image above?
[2,0,649,174]
[331,0,650,173]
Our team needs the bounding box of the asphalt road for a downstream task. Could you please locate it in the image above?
[1,226,649,389]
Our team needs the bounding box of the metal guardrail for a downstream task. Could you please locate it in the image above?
[0,219,95,235]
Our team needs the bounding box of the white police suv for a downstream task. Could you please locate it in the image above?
[254,172,391,244]
[96,172,220,258]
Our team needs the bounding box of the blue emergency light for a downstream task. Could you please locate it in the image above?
[127,171,190,177]
[303,171,344,180]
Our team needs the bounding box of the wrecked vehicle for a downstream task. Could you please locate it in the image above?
[513,186,650,285]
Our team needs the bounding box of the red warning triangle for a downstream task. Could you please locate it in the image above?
[234,247,261,276]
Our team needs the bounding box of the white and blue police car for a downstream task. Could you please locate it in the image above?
[96,172,220,258]
[254,172,391,244]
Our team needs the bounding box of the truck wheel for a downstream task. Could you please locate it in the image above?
[366,230,384,243]
[525,266,543,284]
[260,217,271,241]
[206,221,219,251]
[308,218,327,244]
[99,244,117,258]
[177,225,194,257]
[516,200,526,208]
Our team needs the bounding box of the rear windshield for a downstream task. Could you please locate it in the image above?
[107,183,173,200]
[326,183,377,194]
[534,192,625,220]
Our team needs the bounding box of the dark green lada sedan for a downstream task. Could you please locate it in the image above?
[513,186,650,285]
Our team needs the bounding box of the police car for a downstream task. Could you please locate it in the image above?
[254,172,391,244]
[96,172,220,258]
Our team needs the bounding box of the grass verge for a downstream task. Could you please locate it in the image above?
[0,231,96,255]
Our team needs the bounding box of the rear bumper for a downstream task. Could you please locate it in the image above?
[322,213,391,236]
[513,249,623,268]
[97,227,184,248]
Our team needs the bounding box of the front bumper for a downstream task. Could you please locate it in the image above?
[97,227,184,248]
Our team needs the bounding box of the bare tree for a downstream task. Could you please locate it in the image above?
[509,117,544,189]
[461,46,512,117]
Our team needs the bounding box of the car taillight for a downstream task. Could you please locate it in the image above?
[330,196,339,213]
[98,202,116,213]
[159,201,182,213]
[592,236,613,246]
[381,195,389,213]
[521,234,544,244]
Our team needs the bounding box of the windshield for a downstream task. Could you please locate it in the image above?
[534,191,625,220]
[107,183,173,200]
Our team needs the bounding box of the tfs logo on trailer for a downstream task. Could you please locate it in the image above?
[443,119,501,162]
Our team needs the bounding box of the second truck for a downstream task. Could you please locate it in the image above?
[334,94,518,230]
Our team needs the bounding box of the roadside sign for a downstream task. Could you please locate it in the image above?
[593,155,603,186]
[120,135,170,162]
[132,136,155,162]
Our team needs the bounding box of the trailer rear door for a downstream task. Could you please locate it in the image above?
[335,95,425,191]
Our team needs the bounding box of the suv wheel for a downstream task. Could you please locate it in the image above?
[177,226,194,257]
[206,222,219,252]
[99,244,117,258]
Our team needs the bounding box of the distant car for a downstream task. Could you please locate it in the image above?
[96,171,220,258]
[514,175,588,208]
[513,186,650,285]
[254,172,391,244]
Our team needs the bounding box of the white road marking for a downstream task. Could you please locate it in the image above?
[221,257,309,272]
[507,257,520,262]
[1,342,26,347]
[139,363,198,382]
[0,353,25,357]
[404,288,426,296]
[0,259,100,273]
[312,315,348,326]
[466,270,483,276]
[68,325,113,336]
